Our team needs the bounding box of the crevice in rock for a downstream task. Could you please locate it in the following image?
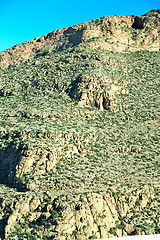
[0,145,27,192]
[112,195,122,217]
[102,195,114,215]
[97,224,102,239]
[102,96,109,110]
[0,218,7,240]
[132,16,144,29]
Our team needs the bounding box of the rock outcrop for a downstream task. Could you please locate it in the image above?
[67,73,126,112]
[0,186,158,240]
[0,9,159,68]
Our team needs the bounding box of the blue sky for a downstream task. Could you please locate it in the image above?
[0,0,159,52]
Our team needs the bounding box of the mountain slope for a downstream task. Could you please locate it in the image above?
[0,9,160,240]
[0,9,159,68]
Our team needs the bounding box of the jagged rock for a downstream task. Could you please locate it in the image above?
[0,9,159,68]
[68,73,124,111]
[0,188,156,239]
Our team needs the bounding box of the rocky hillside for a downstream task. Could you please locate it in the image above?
[0,9,160,68]
[0,9,160,240]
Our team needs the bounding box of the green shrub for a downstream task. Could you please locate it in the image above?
[51,210,59,221]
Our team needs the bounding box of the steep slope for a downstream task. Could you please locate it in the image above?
[0,9,159,68]
[0,9,160,240]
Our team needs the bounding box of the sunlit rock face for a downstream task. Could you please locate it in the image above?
[0,9,159,68]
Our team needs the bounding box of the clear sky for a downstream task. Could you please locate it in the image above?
[0,0,159,52]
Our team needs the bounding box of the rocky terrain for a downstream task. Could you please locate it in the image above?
[0,9,159,68]
[0,9,160,240]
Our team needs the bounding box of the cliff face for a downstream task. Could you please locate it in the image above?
[1,187,158,240]
[0,9,159,68]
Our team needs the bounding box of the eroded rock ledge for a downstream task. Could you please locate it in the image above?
[0,186,159,240]
[0,9,159,68]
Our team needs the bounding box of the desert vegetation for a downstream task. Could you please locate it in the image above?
[0,9,159,240]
